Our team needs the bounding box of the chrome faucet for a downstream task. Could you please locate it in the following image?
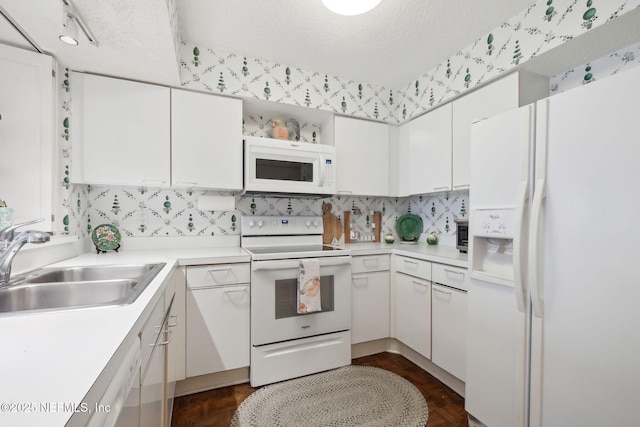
[0,219,51,285]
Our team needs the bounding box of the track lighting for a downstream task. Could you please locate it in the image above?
[59,5,79,45]
[59,0,98,46]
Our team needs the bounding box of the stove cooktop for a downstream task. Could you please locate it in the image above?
[243,244,348,260]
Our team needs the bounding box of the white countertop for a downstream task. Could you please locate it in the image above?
[342,242,468,268]
[0,239,464,426]
[0,246,249,427]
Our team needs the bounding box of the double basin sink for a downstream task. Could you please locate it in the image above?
[0,263,166,314]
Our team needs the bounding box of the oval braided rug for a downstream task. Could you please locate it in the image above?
[230,365,428,427]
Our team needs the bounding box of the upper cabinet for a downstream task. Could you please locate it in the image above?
[334,116,389,197]
[72,72,171,187]
[171,89,242,191]
[71,73,244,191]
[0,44,55,231]
[398,103,452,196]
[451,71,548,189]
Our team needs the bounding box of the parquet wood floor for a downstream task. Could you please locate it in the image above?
[171,352,468,427]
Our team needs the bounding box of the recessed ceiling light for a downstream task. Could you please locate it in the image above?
[322,0,382,16]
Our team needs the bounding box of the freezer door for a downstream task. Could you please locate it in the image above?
[531,66,640,426]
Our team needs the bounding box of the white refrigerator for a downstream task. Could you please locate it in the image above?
[465,65,640,427]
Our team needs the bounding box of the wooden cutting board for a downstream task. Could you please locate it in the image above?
[322,202,342,244]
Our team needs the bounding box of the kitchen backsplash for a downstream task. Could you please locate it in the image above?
[55,0,640,244]
[66,184,468,247]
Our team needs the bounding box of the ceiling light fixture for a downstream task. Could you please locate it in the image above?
[59,0,98,46]
[321,0,382,16]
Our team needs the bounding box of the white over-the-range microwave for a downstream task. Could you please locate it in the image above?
[243,136,336,196]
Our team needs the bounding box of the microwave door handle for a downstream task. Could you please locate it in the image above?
[318,155,325,187]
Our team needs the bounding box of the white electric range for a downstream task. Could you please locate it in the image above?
[241,215,352,387]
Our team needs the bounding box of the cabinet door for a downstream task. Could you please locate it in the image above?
[452,73,519,190]
[73,72,170,186]
[140,297,168,427]
[395,272,431,358]
[406,103,452,195]
[171,89,242,190]
[186,285,250,377]
[334,116,389,196]
[431,284,467,381]
[0,44,54,230]
[351,271,390,344]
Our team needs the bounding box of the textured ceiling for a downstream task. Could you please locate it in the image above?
[0,0,537,89]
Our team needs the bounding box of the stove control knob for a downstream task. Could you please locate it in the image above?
[305,220,312,228]
[248,220,256,228]
[313,220,320,227]
[257,220,264,228]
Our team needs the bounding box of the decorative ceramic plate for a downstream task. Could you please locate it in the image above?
[396,214,423,241]
[91,224,122,252]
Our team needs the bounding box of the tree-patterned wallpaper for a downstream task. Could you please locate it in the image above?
[55,0,640,247]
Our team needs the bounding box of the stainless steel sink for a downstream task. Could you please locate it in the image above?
[0,262,165,314]
[25,264,161,283]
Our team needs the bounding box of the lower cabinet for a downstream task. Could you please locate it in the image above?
[431,264,468,381]
[394,271,431,359]
[186,264,251,377]
[351,255,390,344]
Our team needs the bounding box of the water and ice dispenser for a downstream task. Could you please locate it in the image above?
[470,208,517,285]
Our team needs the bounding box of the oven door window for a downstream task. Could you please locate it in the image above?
[275,275,335,319]
[255,158,314,182]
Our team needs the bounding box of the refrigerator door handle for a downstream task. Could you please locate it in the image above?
[513,180,528,313]
[529,178,546,318]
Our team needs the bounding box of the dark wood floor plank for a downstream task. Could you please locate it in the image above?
[171,352,468,427]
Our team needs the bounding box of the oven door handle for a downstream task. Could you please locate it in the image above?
[251,256,352,271]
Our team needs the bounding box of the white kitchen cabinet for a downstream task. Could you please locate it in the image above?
[72,72,171,187]
[334,116,389,196]
[171,89,243,190]
[452,71,548,189]
[431,263,468,381]
[164,268,184,426]
[351,255,390,344]
[186,264,250,377]
[0,44,55,230]
[395,272,431,358]
[400,103,453,195]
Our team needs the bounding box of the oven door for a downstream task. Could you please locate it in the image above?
[251,256,351,346]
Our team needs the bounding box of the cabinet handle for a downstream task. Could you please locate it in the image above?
[158,330,172,346]
[411,280,429,287]
[443,268,465,276]
[362,258,379,266]
[404,260,418,267]
[433,186,449,191]
[453,184,470,189]
[352,275,369,285]
[224,289,248,295]
[433,287,452,296]
[142,179,167,185]
[337,190,353,194]
[175,181,198,186]
[167,314,178,328]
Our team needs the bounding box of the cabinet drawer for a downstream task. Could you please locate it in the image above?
[186,263,250,288]
[432,264,467,292]
[395,256,431,279]
[351,255,390,273]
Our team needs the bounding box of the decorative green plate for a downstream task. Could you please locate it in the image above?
[396,214,423,242]
[91,224,121,253]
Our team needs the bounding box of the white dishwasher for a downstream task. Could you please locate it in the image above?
[87,336,141,427]
[186,263,251,377]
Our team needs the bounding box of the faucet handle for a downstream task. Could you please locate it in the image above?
[0,218,45,242]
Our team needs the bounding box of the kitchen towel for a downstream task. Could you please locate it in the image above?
[297,259,321,314]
